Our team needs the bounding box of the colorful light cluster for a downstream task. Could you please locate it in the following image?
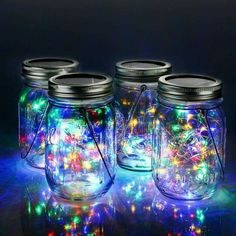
[46,104,115,200]
[116,88,157,171]
[152,195,209,236]
[19,87,48,168]
[22,180,115,236]
[46,196,115,236]
[115,170,155,222]
[153,106,225,200]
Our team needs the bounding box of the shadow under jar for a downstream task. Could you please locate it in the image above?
[46,73,116,201]
[115,60,172,171]
[153,74,226,200]
[19,58,78,169]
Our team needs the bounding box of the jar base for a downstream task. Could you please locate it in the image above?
[156,185,216,201]
[117,159,152,172]
[47,177,114,201]
[26,157,45,169]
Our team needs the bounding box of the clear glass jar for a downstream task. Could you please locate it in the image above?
[153,74,226,200]
[45,73,116,201]
[115,60,172,171]
[19,58,78,169]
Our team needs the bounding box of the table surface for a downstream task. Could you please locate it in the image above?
[0,140,236,236]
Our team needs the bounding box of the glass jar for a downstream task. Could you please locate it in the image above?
[153,74,226,200]
[115,60,172,171]
[46,73,116,201]
[19,58,78,169]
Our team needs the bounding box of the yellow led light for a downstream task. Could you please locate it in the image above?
[83,161,92,170]
[193,165,198,171]
[184,123,192,130]
[149,107,156,114]
[130,118,138,128]
[131,205,136,213]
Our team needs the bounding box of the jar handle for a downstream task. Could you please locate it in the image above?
[81,108,114,184]
[124,84,147,133]
[202,109,224,180]
[21,102,49,160]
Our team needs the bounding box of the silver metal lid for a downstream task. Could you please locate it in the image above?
[158,74,223,101]
[115,59,172,82]
[48,73,113,99]
[22,57,79,89]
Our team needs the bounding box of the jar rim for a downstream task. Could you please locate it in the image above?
[48,72,113,99]
[158,74,223,101]
[22,57,79,89]
[115,59,172,81]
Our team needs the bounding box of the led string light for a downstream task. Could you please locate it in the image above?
[117,85,157,170]
[23,184,115,236]
[19,88,48,168]
[152,196,209,236]
[115,171,156,221]
[46,104,115,199]
[154,105,224,200]
[46,197,115,236]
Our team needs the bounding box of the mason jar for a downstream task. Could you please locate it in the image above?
[19,58,78,169]
[46,73,116,201]
[153,74,226,200]
[115,60,172,171]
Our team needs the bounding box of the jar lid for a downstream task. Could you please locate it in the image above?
[48,73,113,99]
[22,57,79,89]
[158,74,223,101]
[115,59,172,82]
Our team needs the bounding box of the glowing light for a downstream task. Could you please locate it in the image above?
[154,106,224,200]
[19,88,48,168]
[82,161,92,170]
[32,98,47,112]
[46,105,115,199]
[35,204,45,216]
[72,216,81,224]
[131,205,136,213]
[148,106,156,114]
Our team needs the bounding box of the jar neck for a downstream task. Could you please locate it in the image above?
[158,96,223,110]
[115,80,158,91]
[49,95,113,108]
[22,76,49,90]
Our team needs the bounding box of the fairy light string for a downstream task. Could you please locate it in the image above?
[125,84,147,127]
[155,100,224,199]
[117,84,158,170]
[20,99,49,160]
[46,102,115,199]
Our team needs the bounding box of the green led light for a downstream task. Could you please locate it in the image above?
[196,209,205,222]
[82,205,89,211]
[176,109,188,118]
[72,216,81,224]
[28,201,31,215]
[35,205,43,216]
[64,224,71,231]
[172,124,181,132]
[32,98,47,112]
